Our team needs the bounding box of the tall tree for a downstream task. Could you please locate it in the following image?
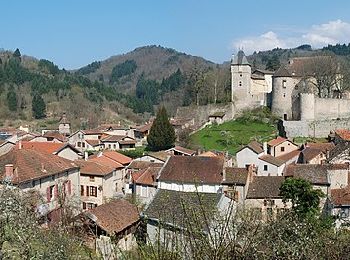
[13,48,21,58]
[147,106,176,151]
[280,178,324,217]
[32,94,46,119]
[7,90,17,111]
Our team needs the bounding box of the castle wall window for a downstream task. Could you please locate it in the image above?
[240,74,242,77]
[281,147,285,152]
[264,165,268,171]
[283,93,286,97]
[282,80,287,88]
[239,81,242,87]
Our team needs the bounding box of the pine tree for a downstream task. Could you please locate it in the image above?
[6,90,17,111]
[13,48,21,59]
[32,94,46,119]
[147,106,176,151]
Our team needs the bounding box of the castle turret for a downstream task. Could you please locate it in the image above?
[231,50,251,103]
[300,93,315,120]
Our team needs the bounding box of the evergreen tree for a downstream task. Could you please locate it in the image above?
[147,106,176,151]
[6,90,17,111]
[13,48,21,59]
[32,94,46,119]
[265,54,280,71]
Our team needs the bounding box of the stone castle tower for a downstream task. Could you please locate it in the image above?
[58,113,71,136]
[231,50,252,103]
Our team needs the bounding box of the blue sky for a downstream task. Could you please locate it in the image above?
[1,0,350,69]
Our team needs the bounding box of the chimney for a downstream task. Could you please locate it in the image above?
[247,164,256,183]
[41,163,46,173]
[84,151,89,161]
[222,167,226,182]
[263,142,268,155]
[5,164,14,180]
[326,149,330,160]
[18,140,22,150]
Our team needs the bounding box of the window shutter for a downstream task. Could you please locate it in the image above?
[67,180,72,195]
[46,187,51,202]
[86,186,89,196]
[54,184,58,199]
[83,202,86,209]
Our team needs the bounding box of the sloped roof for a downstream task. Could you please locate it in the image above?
[284,164,330,185]
[335,129,350,141]
[144,189,221,229]
[268,136,288,146]
[19,141,64,154]
[300,147,324,162]
[209,112,226,118]
[85,139,101,147]
[331,187,350,206]
[276,150,301,163]
[232,50,250,65]
[128,160,163,170]
[259,154,285,167]
[168,146,196,156]
[96,151,132,166]
[89,156,124,169]
[246,176,285,199]
[328,142,350,161]
[158,156,224,184]
[43,131,65,142]
[198,151,218,157]
[75,160,114,176]
[84,199,139,234]
[101,135,126,142]
[223,167,248,185]
[273,65,292,77]
[237,141,264,154]
[148,151,169,162]
[133,166,161,186]
[0,148,78,184]
[136,122,153,133]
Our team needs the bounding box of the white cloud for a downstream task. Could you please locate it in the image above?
[232,19,350,54]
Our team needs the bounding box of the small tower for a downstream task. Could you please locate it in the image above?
[231,50,252,103]
[58,112,71,136]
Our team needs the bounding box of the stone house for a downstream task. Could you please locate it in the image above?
[96,124,135,139]
[208,112,226,124]
[298,142,334,164]
[157,156,224,193]
[0,147,80,222]
[330,187,350,227]
[222,167,250,204]
[143,189,230,246]
[131,165,162,203]
[75,160,124,209]
[58,113,71,136]
[101,135,136,150]
[80,199,140,253]
[333,129,350,145]
[328,142,350,164]
[0,140,15,157]
[267,136,299,157]
[257,154,285,176]
[69,130,103,152]
[245,176,289,220]
[134,122,153,140]
[236,141,264,168]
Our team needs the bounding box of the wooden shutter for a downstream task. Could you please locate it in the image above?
[54,184,58,198]
[86,186,89,196]
[82,202,86,209]
[46,187,51,202]
[67,180,72,195]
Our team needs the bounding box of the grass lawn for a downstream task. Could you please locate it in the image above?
[190,120,277,155]
[292,137,329,145]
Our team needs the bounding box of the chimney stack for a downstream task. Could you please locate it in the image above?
[18,140,22,150]
[84,151,89,161]
[263,142,268,155]
[5,164,14,180]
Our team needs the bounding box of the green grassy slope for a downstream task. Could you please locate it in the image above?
[190,120,277,155]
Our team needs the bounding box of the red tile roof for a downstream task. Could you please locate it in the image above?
[128,161,163,170]
[158,156,224,184]
[0,148,78,184]
[246,176,285,199]
[101,151,132,165]
[133,166,161,186]
[75,160,114,176]
[198,151,218,157]
[20,141,64,154]
[84,199,139,234]
[168,146,196,155]
[223,167,248,185]
[136,122,152,133]
[268,136,288,147]
[85,139,100,147]
[335,129,350,141]
[276,150,301,163]
[331,187,350,206]
[89,156,124,169]
[43,131,66,142]
[101,135,126,142]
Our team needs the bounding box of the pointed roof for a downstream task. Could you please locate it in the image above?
[231,50,250,66]
[273,65,292,77]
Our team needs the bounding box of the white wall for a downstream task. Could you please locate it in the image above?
[257,159,285,176]
[158,181,221,193]
[236,148,261,168]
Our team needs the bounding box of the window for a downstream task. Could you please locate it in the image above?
[47,185,55,202]
[82,142,85,148]
[87,203,97,209]
[282,80,287,88]
[89,186,98,197]
[113,144,116,150]
[281,147,285,152]
[89,176,95,182]
[81,185,84,196]
[240,74,242,77]
[283,114,288,120]
[109,144,112,149]
[239,81,242,87]
[264,165,268,171]
[283,93,286,97]
[82,202,86,209]
[267,208,273,220]
[77,142,81,147]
